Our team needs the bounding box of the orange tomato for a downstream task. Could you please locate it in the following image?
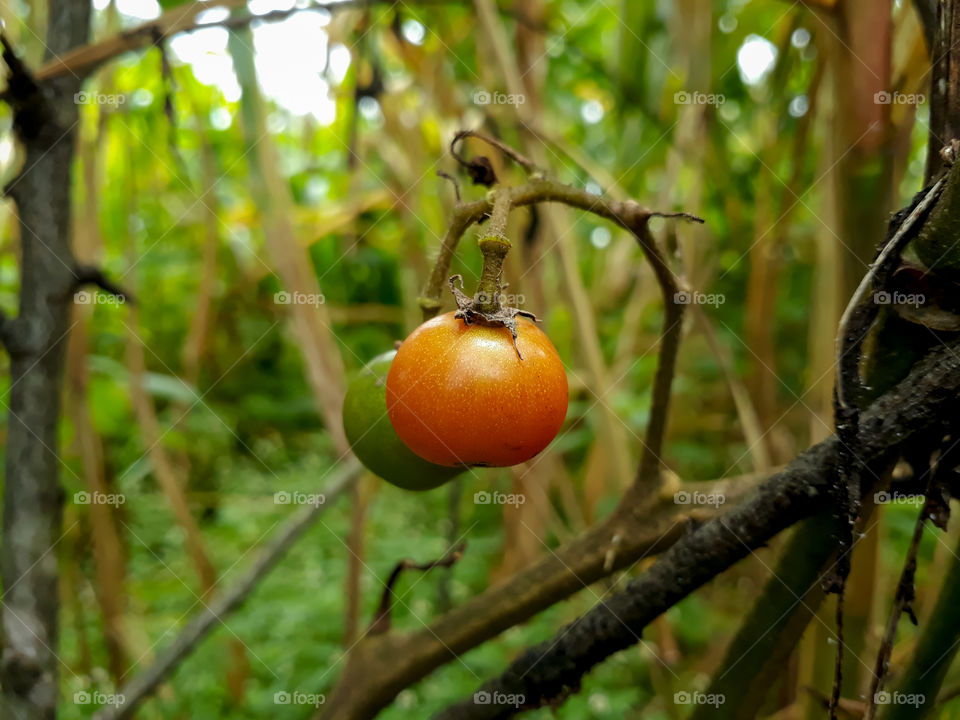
[385,311,568,467]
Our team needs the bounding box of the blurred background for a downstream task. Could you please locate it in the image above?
[0,0,950,717]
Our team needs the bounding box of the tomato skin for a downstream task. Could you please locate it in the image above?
[343,351,462,491]
[386,312,568,467]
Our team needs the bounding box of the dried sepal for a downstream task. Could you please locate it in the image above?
[447,275,539,359]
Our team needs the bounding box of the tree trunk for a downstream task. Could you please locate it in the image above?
[1,0,90,716]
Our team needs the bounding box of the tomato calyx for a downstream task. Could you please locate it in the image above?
[448,274,539,359]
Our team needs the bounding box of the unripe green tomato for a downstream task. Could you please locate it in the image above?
[342,351,462,491]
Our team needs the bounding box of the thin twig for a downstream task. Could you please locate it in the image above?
[864,438,958,719]
[369,541,467,635]
[830,590,846,720]
[451,129,538,175]
[72,265,135,303]
[864,494,929,720]
[437,170,461,202]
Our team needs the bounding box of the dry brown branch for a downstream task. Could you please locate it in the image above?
[369,541,468,635]
[320,477,747,720]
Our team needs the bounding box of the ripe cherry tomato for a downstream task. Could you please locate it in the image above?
[343,351,462,491]
[386,312,568,467]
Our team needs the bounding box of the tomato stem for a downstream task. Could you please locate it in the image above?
[475,190,512,313]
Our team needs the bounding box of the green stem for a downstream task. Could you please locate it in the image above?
[474,190,513,313]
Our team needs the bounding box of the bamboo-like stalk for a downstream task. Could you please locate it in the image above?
[67,114,131,680]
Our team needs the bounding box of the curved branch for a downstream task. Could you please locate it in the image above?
[417,175,702,322]
[450,130,538,176]
[418,202,480,319]
[418,174,701,483]
[369,541,467,635]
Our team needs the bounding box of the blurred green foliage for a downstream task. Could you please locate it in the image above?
[0,0,948,717]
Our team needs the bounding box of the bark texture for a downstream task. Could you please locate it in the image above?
[1,1,90,717]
